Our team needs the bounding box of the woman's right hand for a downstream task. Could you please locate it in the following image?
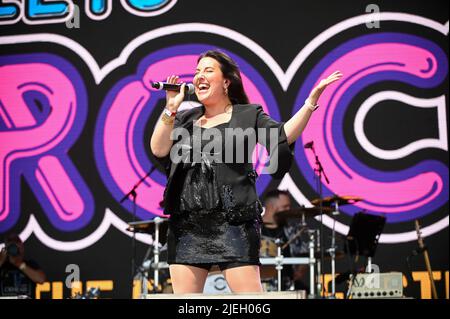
[165,75,186,112]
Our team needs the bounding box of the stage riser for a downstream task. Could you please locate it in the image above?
[144,291,307,299]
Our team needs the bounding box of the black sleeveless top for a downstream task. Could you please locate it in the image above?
[167,122,261,265]
[178,123,227,212]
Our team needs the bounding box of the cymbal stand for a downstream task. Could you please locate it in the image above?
[327,199,340,298]
[307,143,330,298]
[300,212,307,227]
[274,238,284,292]
[315,229,323,296]
[151,217,164,293]
[308,229,316,298]
[120,165,156,294]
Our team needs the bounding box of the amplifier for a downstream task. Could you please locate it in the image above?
[348,272,403,299]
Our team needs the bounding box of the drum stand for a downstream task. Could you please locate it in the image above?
[274,238,284,292]
[280,219,319,298]
[280,225,318,297]
[138,245,153,298]
[135,217,166,298]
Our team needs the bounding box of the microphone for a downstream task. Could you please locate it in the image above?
[304,141,314,149]
[151,82,195,95]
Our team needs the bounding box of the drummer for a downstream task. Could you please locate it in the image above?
[262,190,291,235]
[261,190,299,290]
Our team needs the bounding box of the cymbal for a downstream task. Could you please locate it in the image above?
[262,221,279,229]
[126,218,168,235]
[311,195,363,207]
[274,206,333,223]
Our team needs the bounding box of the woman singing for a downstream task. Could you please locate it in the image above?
[150,50,342,293]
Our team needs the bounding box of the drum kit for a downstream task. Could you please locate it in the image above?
[126,217,170,296]
[125,194,362,298]
[260,195,362,298]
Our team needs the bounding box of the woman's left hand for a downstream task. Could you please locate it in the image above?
[308,71,343,105]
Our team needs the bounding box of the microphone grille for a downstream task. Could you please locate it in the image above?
[150,81,161,89]
[186,83,195,95]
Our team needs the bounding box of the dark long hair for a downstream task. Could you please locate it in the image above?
[198,50,249,105]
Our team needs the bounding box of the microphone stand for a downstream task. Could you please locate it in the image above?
[120,165,156,296]
[306,143,330,298]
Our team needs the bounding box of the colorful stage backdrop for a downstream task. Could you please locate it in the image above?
[0,0,448,299]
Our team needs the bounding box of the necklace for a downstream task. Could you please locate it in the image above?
[203,103,232,119]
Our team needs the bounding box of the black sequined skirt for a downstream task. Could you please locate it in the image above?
[167,209,262,265]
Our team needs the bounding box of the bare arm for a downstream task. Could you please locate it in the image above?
[150,75,186,158]
[284,71,343,145]
[0,249,6,267]
[8,253,47,284]
[150,112,176,158]
[22,264,47,284]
